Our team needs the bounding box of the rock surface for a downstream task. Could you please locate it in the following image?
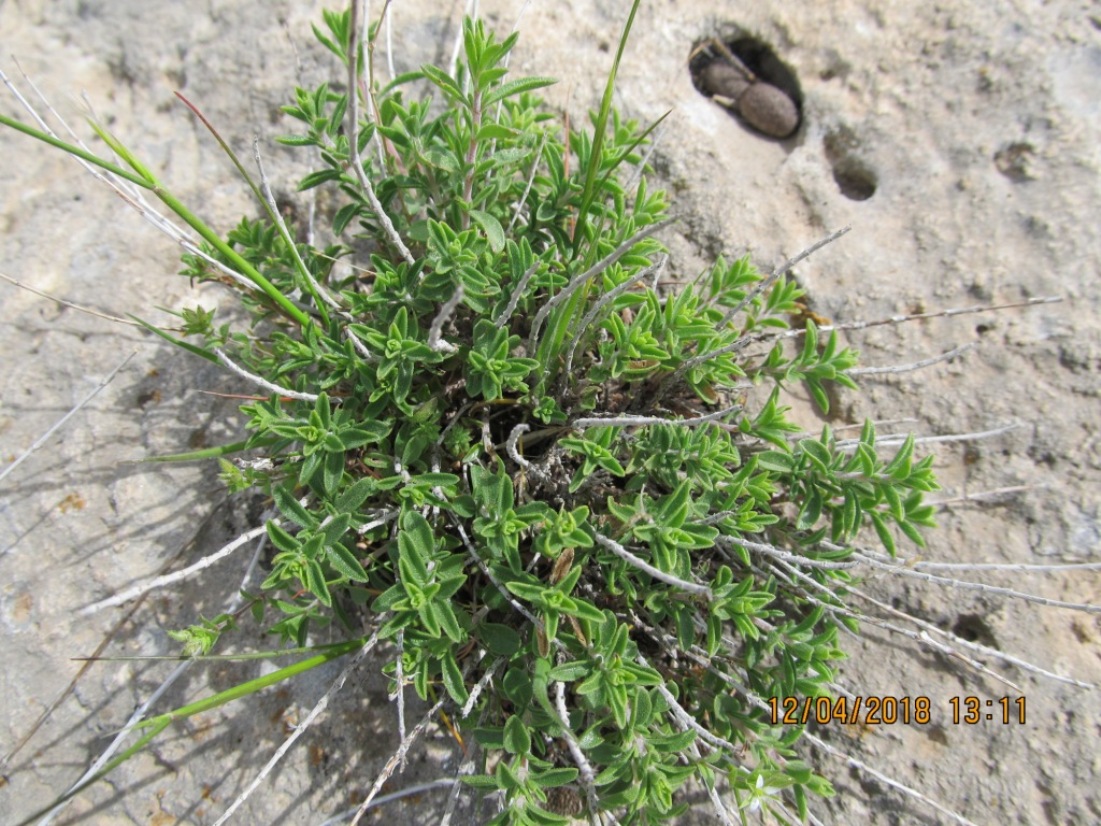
[1,1,1098,824]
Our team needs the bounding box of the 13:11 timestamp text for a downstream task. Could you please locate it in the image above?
[767,695,1026,726]
[950,696,1026,725]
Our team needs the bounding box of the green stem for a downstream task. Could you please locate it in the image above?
[173,92,332,328]
[531,656,560,723]
[572,0,643,258]
[128,313,220,364]
[1,111,317,333]
[460,86,483,231]
[151,185,315,331]
[138,438,258,463]
[15,637,368,826]
[0,112,149,188]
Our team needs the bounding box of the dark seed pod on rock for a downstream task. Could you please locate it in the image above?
[736,81,800,138]
[699,60,752,100]
[701,60,800,139]
[690,29,804,140]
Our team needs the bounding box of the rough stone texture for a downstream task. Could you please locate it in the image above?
[1,1,1098,824]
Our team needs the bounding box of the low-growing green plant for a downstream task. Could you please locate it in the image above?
[3,3,946,824]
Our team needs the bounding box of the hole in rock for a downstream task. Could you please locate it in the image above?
[824,127,878,200]
[689,26,803,139]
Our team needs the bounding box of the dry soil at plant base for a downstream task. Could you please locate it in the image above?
[0,1,1098,824]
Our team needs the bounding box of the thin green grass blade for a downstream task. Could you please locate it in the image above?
[148,184,317,332]
[576,108,673,288]
[0,112,150,188]
[135,636,368,725]
[89,118,317,332]
[75,639,371,662]
[15,637,368,826]
[2,110,316,331]
[174,92,267,218]
[571,0,643,258]
[87,118,158,183]
[549,0,645,387]
[138,439,255,463]
[128,314,220,365]
[596,109,671,200]
[174,92,332,326]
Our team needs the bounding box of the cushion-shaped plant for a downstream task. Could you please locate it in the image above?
[2,4,943,824]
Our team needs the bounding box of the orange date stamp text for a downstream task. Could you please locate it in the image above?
[768,695,1027,726]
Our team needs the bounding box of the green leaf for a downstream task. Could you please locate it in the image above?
[399,511,436,561]
[300,450,322,487]
[885,434,916,480]
[321,449,344,495]
[841,491,860,537]
[372,584,405,612]
[883,484,904,521]
[658,480,692,528]
[801,318,820,361]
[573,0,644,252]
[272,485,317,530]
[652,728,696,753]
[298,168,344,190]
[543,610,560,643]
[531,767,579,788]
[274,133,317,147]
[440,649,469,705]
[423,146,461,172]
[797,488,823,529]
[503,714,531,754]
[502,668,533,709]
[141,439,253,463]
[565,599,606,624]
[870,510,896,555]
[807,379,831,414]
[548,660,590,682]
[338,421,391,448]
[504,581,545,603]
[436,574,468,601]
[798,439,832,473]
[420,64,466,101]
[326,544,368,581]
[320,513,353,547]
[631,687,653,727]
[479,623,522,656]
[856,442,877,477]
[460,774,501,790]
[336,477,377,513]
[898,519,927,548]
[332,202,360,234]
[266,521,300,554]
[607,683,629,728]
[483,76,556,106]
[416,472,461,488]
[474,123,516,143]
[432,600,465,643]
[417,601,442,637]
[398,538,430,588]
[467,209,505,254]
[415,655,430,698]
[305,558,332,606]
[757,450,794,472]
[794,783,809,819]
